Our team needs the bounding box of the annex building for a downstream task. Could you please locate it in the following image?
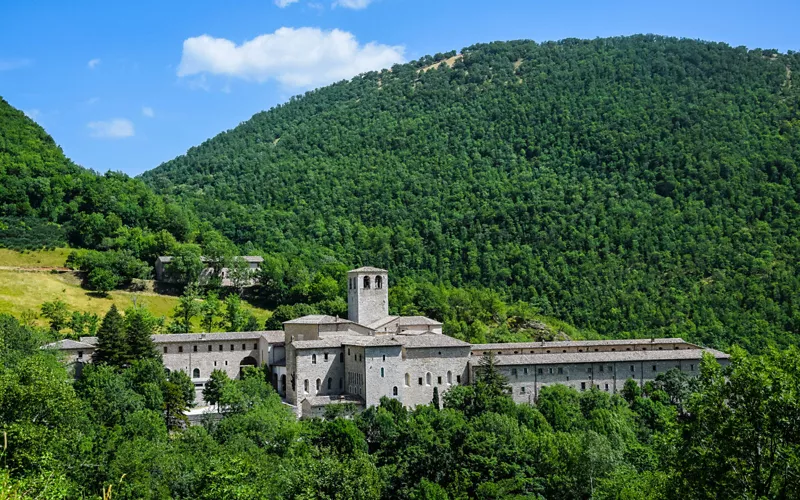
[46,267,730,418]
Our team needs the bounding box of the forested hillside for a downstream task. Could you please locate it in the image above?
[143,35,800,351]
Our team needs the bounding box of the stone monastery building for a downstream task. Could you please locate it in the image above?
[49,267,730,418]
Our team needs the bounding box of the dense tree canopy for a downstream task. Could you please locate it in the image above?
[144,36,800,351]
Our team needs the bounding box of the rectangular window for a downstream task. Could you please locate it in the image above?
[230,344,235,351]
[558,367,563,374]
[254,343,258,350]
[178,346,183,353]
[523,367,528,375]
[581,382,586,391]
[587,367,592,373]
[163,346,168,353]
[214,361,217,366]
[521,386,526,394]
[219,345,223,351]
[437,376,442,384]
[511,368,517,376]
[381,368,385,378]
[193,345,198,352]
[324,353,329,361]
[599,365,604,373]
[538,368,543,375]
[652,365,657,372]
[548,368,553,374]
[690,364,694,371]
[418,377,423,386]
[77,351,83,359]
[242,344,246,350]
[630,365,635,372]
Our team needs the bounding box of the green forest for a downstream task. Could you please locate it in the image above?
[3,311,800,499]
[142,36,800,352]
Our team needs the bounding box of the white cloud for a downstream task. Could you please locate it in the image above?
[0,58,32,71]
[87,58,101,69]
[87,119,134,139]
[177,27,404,88]
[274,0,300,6]
[24,109,41,120]
[334,0,374,9]
[142,106,155,117]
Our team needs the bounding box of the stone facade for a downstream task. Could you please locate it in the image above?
[46,266,731,418]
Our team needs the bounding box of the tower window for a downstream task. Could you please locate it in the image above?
[312,354,317,364]
[392,386,398,396]
[193,368,200,378]
[363,276,371,289]
[375,275,383,289]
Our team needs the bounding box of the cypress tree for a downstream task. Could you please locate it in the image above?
[92,304,126,368]
[432,386,440,410]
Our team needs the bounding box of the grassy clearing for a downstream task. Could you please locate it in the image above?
[0,270,272,330]
[0,247,72,268]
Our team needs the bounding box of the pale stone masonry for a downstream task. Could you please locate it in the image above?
[45,266,730,418]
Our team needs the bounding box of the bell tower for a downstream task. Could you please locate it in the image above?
[347,267,389,326]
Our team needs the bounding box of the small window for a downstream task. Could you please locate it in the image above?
[193,345,198,352]
[254,343,258,349]
[348,348,351,356]
[381,367,385,378]
[546,350,551,353]
[219,345,223,351]
[537,368,543,375]
[304,379,309,393]
[230,344,234,351]
[363,276,371,289]
[225,361,228,366]
[316,379,321,391]
[405,373,410,386]
[581,382,586,391]
[548,368,553,374]
[642,348,647,351]
[418,377,423,386]
[690,364,694,371]
[179,346,183,353]
[456,375,461,384]
[587,367,592,373]
[521,386,526,394]
[604,383,609,391]
[214,361,217,366]
[599,365,604,372]
[426,373,431,386]
[523,367,528,375]
[340,352,344,362]
[324,353,329,361]
[437,376,442,384]
[208,345,212,352]
[77,351,84,359]
[511,368,517,377]
[382,354,386,362]
[611,348,616,351]
[312,354,317,364]
[163,346,168,353]
[652,365,657,372]
[558,367,563,374]
[242,344,246,350]
[376,276,383,289]
[447,371,452,384]
[328,378,332,390]
[630,365,635,372]
[193,368,200,378]
[392,386,398,396]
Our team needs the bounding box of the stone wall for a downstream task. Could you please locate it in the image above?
[400,346,472,408]
[294,346,346,402]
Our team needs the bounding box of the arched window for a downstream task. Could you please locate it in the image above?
[426,372,431,386]
[376,276,383,289]
[392,386,398,396]
[447,371,452,384]
[193,368,200,378]
[363,276,371,289]
[312,354,317,364]
[405,373,410,386]
[304,379,309,393]
[316,379,321,391]
[380,367,385,378]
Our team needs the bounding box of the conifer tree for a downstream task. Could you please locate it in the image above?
[432,386,440,410]
[124,307,159,365]
[92,304,126,367]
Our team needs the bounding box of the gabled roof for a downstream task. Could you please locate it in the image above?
[472,338,694,351]
[292,337,349,349]
[42,339,95,350]
[156,255,263,263]
[394,333,471,349]
[284,315,353,325]
[80,331,283,345]
[342,336,401,347]
[348,266,387,273]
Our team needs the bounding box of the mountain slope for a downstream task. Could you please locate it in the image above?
[0,97,197,254]
[143,35,800,350]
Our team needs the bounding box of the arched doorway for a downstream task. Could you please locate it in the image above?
[239,356,258,378]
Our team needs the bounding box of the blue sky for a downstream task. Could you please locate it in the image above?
[1,0,798,176]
